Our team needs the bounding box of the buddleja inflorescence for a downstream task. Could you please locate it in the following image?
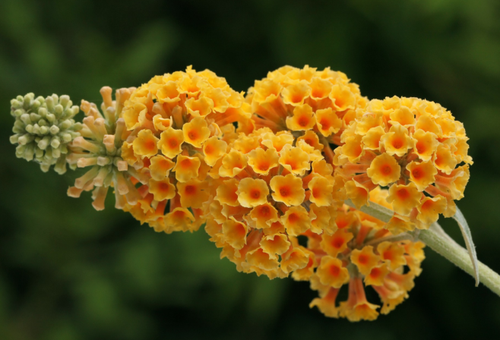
[9,65,478,321]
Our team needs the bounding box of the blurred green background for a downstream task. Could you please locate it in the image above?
[1,0,500,339]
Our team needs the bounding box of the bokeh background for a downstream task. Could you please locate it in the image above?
[1,0,500,339]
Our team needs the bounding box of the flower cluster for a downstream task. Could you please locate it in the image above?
[119,66,252,233]
[10,93,82,174]
[10,65,475,322]
[300,188,425,321]
[246,65,367,145]
[203,127,345,279]
[66,86,145,211]
[334,97,472,233]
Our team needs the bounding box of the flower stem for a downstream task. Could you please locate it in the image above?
[419,223,500,297]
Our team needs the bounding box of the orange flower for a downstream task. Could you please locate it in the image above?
[172,154,201,182]
[132,129,159,158]
[282,206,311,236]
[308,174,334,207]
[148,178,176,202]
[286,104,316,131]
[237,178,270,208]
[406,160,437,191]
[202,136,227,166]
[304,198,425,321]
[260,234,291,259]
[149,155,175,181]
[222,217,248,250]
[278,145,310,176]
[219,150,248,178]
[177,179,209,209]
[351,246,380,275]
[247,203,279,229]
[247,147,279,175]
[158,127,184,159]
[316,256,350,288]
[386,182,421,216]
[380,124,414,157]
[366,153,401,187]
[321,228,354,257]
[270,174,305,206]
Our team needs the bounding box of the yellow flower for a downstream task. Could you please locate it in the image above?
[366,153,401,187]
[157,127,184,159]
[270,174,305,206]
[278,145,310,176]
[237,178,270,208]
[219,150,248,178]
[260,234,291,259]
[247,147,279,175]
[202,136,227,166]
[386,182,421,216]
[281,206,311,236]
[149,155,175,181]
[247,203,279,229]
[132,129,159,158]
[285,104,316,131]
[406,160,437,191]
[308,174,334,207]
[316,256,350,288]
[182,116,210,148]
[148,178,176,201]
[351,246,380,276]
[380,124,414,157]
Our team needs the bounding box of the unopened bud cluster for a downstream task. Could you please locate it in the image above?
[10,93,81,173]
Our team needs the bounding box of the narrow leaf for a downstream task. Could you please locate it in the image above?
[453,206,480,286]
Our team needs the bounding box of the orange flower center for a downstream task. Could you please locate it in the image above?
[332,237,344,249]
[396,188,409,200]
[168,138,178,148]
[250,189,261,199]
[381,164,392,175]
[320,118,330,129]
[204,144,213,154]
[392,138,403,149]
[416,141,426,154]
[185,185,196,195]
[412,168,423,179]
[298,116,309,127]
[180,159,192,168]
[383,251,393,261]
[288,213,299,223]
[280,187,290,197]
[330,265,340,277]
[259,205,271,217]
[358,254,368,265]
[158,182,170,192]
[370,267,381,278]
[145,140,156,151]
[258,162,270,171]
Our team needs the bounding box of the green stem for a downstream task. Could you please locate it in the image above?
[419,223,500,297]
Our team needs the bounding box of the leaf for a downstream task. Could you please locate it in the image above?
[452,206,480,286]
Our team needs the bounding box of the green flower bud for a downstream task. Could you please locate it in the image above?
[10,92,82,174]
